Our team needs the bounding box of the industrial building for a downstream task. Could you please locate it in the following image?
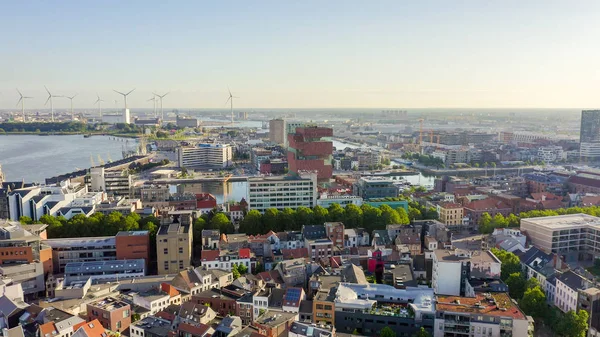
[247,172,317,213]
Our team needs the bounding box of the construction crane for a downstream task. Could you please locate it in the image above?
[429,129,434,143]
[97,155,104,166]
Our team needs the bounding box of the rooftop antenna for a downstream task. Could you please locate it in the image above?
[16,89,33,122]
[153,92,169,121]
[65,94,78,120]
[44,86,62,122]
[226,87,239,125]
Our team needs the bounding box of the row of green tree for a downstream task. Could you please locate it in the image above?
[479,205,600,234]
[236,202,437,236]
[491,249,589,337]
[0,122,90,133]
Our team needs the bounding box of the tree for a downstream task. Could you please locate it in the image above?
[262,208,279,232]
[380,326,396,337]
[396,207,410,225]
[491,213,508,228]
[413,327,431,337]
[424,206,438,220]
[505,272,527,299]
[408,206,422,221]
[240,210,262,235]
[506,213,520,227]
[343,204,363,228]
[479,212,493,233]
[210,213,233,234]
[380,205,401,225]
[491,248,522,281]
[526,277,540,290]
[557,310,589,337]
[295,207,314,226]
[192,218,206,247]
[237,264,248,275]
[278,208,297,230]
[131,313,141,322]
[520,286,547,317]
[327,203,345,222]
[312,206,329,224]
[361,204,383,232]
[232,264,241,279]
[19,216,34,224]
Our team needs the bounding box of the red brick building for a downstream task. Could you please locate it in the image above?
[115,231,150,268]
[87,297,131,333]
[464,198,511,227]
[324,222,345,248]
[287,127,333,180]
[196,193,217,210]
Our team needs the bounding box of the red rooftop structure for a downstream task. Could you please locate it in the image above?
[287,126,333,180]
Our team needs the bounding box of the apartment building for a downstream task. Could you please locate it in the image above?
[116,231,149,268]
[333,283,435,336]
[86,297,131,333]
[520,213,600,262]
[324,222,345,248]
[0,220,53,274]
[435,292,529,337]
[177,143,233,168]
[344,228,370,247]
[156,222,192,275]
[432,249,501,296]
[555,270,592,313]
[90,167,132,197]
[0,262,45,298]
[269,119,286,145]
[200,248,254,273]
[247,172,317,213]
[436,202,465,226]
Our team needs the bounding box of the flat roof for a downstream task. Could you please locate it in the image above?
[434,249,499,264]
[521,213,600,230]
[436,292,526,320]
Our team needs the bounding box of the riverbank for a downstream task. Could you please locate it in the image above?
[418,166,537,177]
[0,131,141,138]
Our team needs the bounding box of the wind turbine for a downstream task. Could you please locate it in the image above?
[113,88,135,124]
[65,94,77,120]
[148,95,157,117]
[45,86,62,122]
[16,89,33,122]
[113,88,135,110]
[153,92,169,121]
[94,94,104,120]
[225,87,239,125]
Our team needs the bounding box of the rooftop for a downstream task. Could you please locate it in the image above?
[88,297,129,311]
[255,310,297,328]
[436,292,526,320]
[521,213,600,230]
[132,316,171,336]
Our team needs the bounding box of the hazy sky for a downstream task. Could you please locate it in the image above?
[2,1,600,109]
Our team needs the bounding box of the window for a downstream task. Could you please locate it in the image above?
[116,321,121,329]
[179,247,183,254]
[163,248,168,254]
[164,261,169,270]
[123,310,130,318]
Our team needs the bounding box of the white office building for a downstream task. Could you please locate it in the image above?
[247,172,317,213]
[177,143,233,168]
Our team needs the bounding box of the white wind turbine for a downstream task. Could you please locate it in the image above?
[113,88,135,111]
[16,89,33,122]
[148,95,158,117]
[153,92,169,121]
[65,94,77,120]
[94,94,105,120]
[225,87,239,125]
[45,86,62,122]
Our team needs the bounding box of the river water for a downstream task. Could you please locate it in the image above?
[0,134,137,183]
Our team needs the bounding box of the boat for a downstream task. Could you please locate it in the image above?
[84,134,92,138]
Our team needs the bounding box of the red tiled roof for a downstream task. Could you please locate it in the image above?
[582,196,600,206]
[239,248,251,259]
[161,283,180,297]
[155,310,176,322]
[178,322,210,336]
[436,293,525,319]
[439,202,462,209]
[201,250,220,261]
[530,192,562,201]
[40,323,58,337]
[257,270,284,284]
[281,248,309,259]
[465,198,510,211]
[72,319,106,337]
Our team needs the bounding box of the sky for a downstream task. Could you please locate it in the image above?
[1,1,600,109]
